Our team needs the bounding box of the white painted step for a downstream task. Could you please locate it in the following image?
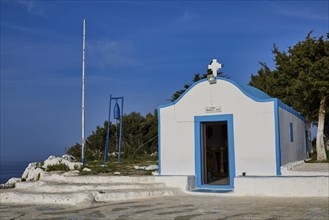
[93,187,182,202]
[15,181,166,192]
[0,187,182,206]
[0,190,93,206]
[42,174,158,184]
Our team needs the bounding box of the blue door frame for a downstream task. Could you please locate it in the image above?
[194,114,236,190]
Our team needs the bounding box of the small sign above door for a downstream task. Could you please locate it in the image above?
[205,106,222,113]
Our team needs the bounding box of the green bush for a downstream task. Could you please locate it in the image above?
[46,163,70,172]
[65,111,159,162]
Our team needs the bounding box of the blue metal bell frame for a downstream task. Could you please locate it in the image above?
[104,95,124,163]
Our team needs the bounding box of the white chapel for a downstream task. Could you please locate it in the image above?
[158,59,306,191]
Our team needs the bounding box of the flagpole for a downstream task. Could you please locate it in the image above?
[81,18,86,164]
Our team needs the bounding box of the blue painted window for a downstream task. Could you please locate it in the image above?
[290,122,294,142]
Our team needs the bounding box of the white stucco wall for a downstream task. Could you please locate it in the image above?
[279,107,306,165]
[159,79,277,176]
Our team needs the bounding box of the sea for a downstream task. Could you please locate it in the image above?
[0,160,31,184]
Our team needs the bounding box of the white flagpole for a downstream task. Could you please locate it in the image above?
[81,18,86,164]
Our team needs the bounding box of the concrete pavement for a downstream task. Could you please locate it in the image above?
[1,195,328,219]
[0,162,328,219]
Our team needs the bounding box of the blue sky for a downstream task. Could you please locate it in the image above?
[1,0,328,162]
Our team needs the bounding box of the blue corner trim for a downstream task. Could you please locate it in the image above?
[274,99,282,176]
[194,114,235,189]
[157,107,161,175]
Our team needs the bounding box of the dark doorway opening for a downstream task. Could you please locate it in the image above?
[202,122,229,185]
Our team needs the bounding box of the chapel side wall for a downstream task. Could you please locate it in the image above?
[233,105,276,176]
[279,107,306,166]
[159,106,195,175]
[172,80,277,176]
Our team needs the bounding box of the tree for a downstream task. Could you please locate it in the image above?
[121,111,158,157]
[85,122,108,159]
[249,32,329,161]
[250,51,318,155]
[65,111,159,161]
[325,111,329,150]
[65,143,81,159]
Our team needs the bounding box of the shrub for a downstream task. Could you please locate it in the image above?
[46,163,70,172]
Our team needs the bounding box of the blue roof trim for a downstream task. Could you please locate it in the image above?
[158,78,208,109]
[158,77,304,121]
[159,77,274,110]
[237,83,273,99]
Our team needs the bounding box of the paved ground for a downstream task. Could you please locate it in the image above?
[292,163,329,172]
[1,194,328,219]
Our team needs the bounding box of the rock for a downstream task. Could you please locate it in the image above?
[151,171,159,176]
[150,152,158,157]
[134,165,158,170]
[7,177,21,185]
[4,155,81,184]
[145,165,158,171]
[0,178,21,188]
[63,170,80,176]
[61,154,76,162]
[110,152,124,157]
[19,155,82,183]
[47,155,56,160]
[42,156,82,171]
[22,163,45,181]
[134,166,145,170]
[83,168,91,172]
[114,172,120,175]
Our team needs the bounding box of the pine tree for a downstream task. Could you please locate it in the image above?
[249,32,329,161]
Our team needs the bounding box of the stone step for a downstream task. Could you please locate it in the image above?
[0,187,183,206]
[15,181,167,193]
[93,187,183,202]
[42,174,157,184]
[0,190,93,206]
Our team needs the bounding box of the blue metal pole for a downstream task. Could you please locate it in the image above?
[104,95,112,162]
[118,97,124,162]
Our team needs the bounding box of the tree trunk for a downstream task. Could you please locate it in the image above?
[305,116,313,156]
[316,96,327,161]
